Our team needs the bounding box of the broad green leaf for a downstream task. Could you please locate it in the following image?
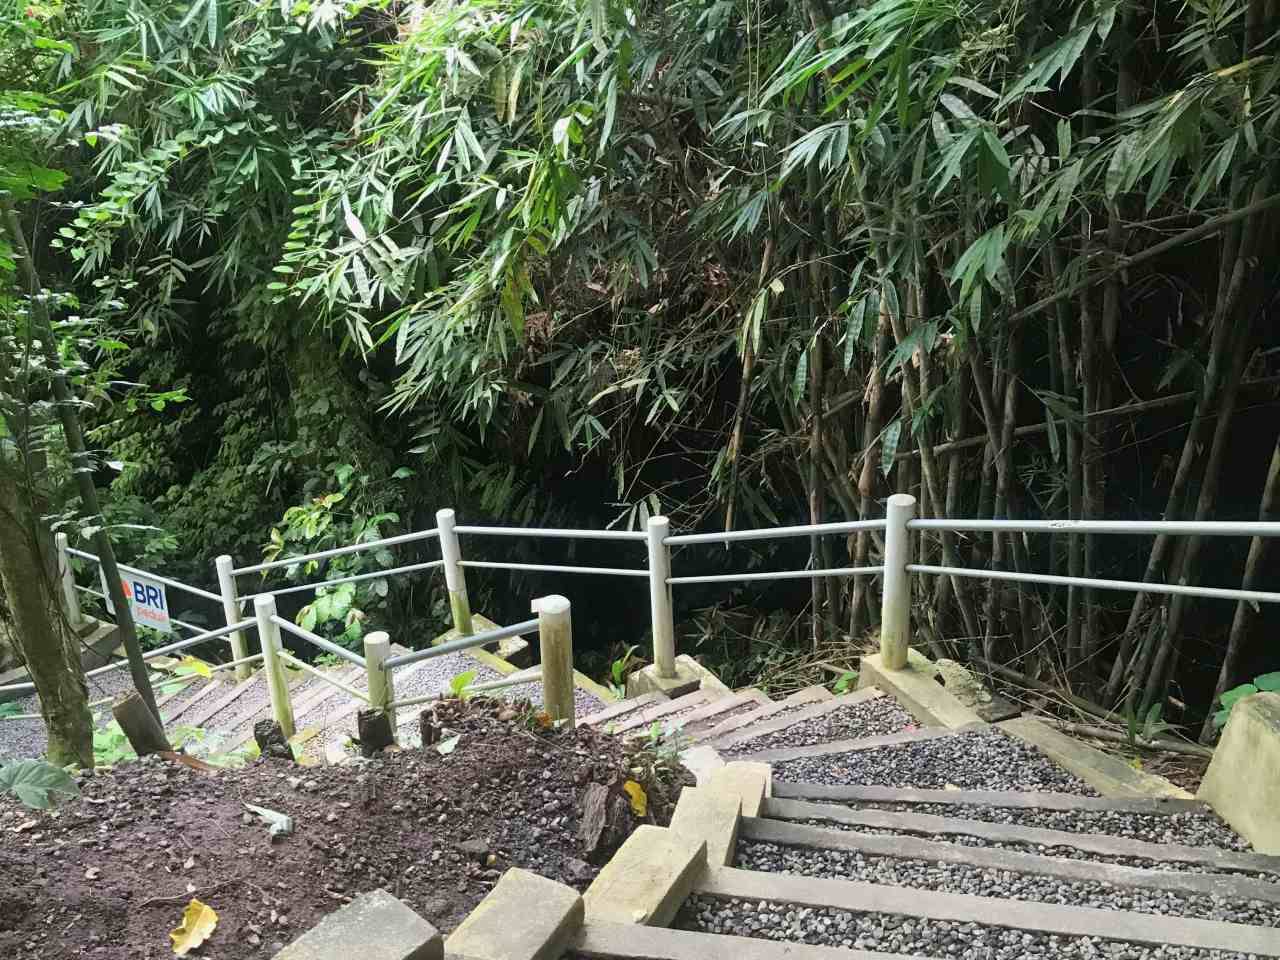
[0,760,80,810]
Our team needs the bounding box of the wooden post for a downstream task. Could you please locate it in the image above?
[437,509,472,636]
[364,630,396,732]
[54,532,82,628]
[535,595,575,729]
[216,555,252,680]
[880,493,916,670]
[646,516,676,679]
[253,594,295,738]
[112,690,172,756]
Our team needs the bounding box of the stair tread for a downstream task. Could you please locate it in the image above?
[573,920,910,960]
[609,689,715,733]
[694,685,831,744]
[732,722,974,763]
[177,673,265,728]
[582,691,669,726]
[707,688,884,750]
[770,783,1210,814]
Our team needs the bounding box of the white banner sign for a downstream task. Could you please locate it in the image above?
[100,568,173,635]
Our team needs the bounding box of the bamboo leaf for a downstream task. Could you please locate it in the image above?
[880,419,902,477]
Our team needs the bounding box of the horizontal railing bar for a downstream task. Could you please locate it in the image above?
[73,585,206,639]
[385,691,439,710]
[68,549,223,602]
[0,679,35,694]
[83,619,256,680]
[906,564,1280,605]
[909,519,1280,537]
[232,527,440,576]
[272,615,367,668]
[383,618,539,671]
[75,584,106,599]
[242,559,444,602]
[666,518,888,546]
[459,560,648,578]
[455,525,646,542]
[277,650,371,704]
[464,666,543,694]
[172,617,209,635]
[669,565,884,585]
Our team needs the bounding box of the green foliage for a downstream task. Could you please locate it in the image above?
[833,671,858,695]
[92,719,135,766]
[449,669,477,700]
[1213,673,1280,729]
[607,644,640,696]
[0,759,80,809]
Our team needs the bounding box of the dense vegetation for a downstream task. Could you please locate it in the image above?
[3,0,1278,745]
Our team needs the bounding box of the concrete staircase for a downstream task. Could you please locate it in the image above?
[439,669,1280,960]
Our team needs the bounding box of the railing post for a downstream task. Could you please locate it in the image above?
[437,508,473,635]
[252,594,295,739]
[55,532,83,628]
[646,516,676,679]
[215,555,252,680]
[880,493,916,670]
[364,631,396,731]
[534,595,575,729]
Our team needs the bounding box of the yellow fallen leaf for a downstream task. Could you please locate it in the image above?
[178,657,212,679]
[170,899,218,956]
[623,780,647,818]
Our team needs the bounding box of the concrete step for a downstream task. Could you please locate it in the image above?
[608,689,717,735]
[692,685,831,745]
[571,920,906,960]
[705,688,884,751]
[686,864,1280,957]
[582,691,671,727]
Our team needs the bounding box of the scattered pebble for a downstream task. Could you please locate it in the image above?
[724,698,918,757]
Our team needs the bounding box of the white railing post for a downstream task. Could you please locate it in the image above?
[534,595,575,728]
[216,555,252,679]
[646,516,676,679]
[252,594,295,738]
[364,630,395,731]
[880,493,916,670]
[55,532,83,628]
[437,508,473,635]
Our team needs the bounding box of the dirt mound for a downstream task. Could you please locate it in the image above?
[0,698,688,959]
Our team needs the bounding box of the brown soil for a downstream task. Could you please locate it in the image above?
[0,698,690,960]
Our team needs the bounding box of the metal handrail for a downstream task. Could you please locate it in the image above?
[669,565,884,585]
[665,518,888,546]
[272,615,367,668]
[277,650,371,704]
[908,519,1280,537]
[907,564,1280,605]
[455,525,646,542]
[382,617,539,671]
[241,559,445,602]
[459,560,647,578]
[74,618,257,685]
[231,527,441,576]
[67,548,224,602]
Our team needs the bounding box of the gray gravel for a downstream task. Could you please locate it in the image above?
[791,819,1273,877]
[772,728,1097,794]
[735,840,1280,925]
[724,698,918,757]
[846,801,1247,851]
[1,668,139,761]
[678,894,1258,960]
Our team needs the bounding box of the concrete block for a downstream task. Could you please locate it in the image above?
[706,761,771,817]
[679,744,725,784]
[445,868,582,960]
[858,651,983,729]
[626,654,730,699]
[670,786,741,866]
[583,825,706,926]
[1199,692,1280,854]
[274,889,440,960]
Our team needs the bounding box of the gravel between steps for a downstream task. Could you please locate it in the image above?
[845,801,1247,851]
[790,819,1274,878]
[736,840,1280,926]
[1,669,139,761]
[723,697,918,757]
[772,728,1097,794]
[678,894,1257,960]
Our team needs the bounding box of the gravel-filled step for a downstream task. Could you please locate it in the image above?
[735,840,1280,926]
[772,727,1096,794]
[678,894,1258,960]
[843,800,1246,851]
[723,698,918,757]
[788,818,1275,878]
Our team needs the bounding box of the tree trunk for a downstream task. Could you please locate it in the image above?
[1199,434,1280,742]
[0,471,93,767]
